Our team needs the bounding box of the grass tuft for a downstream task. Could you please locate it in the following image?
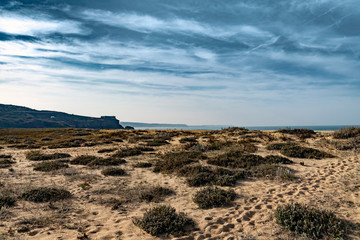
[275,203,347,239]
[33,161,69,172]
[101,167,126,176]
[21,187,71,202]
[193,187,236,209]
[133,205,194,236]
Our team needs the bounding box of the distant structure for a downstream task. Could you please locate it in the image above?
[0,104,125,129]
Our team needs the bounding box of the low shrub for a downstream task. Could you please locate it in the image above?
[133,162,152,168]
[280,145,333,159]
[97,148,117,153]
[48,138,85,149]
[21,187,71,202]
[333,127,360,139]
[33,161,69,172]
[70,155,98,165]
[193,187,236,209]
[0,154,11,159]
[112,146,154,158]
[133,205,194,236]
[26,151,71,161]
[146,138,169,146]
[0,159,15,168]
[264,155,293,164]
[275,203,347,239]
[101,167,126,176]
[277,128,315,138]
[266,143,291,151]
[0,196,16,208]
[139,186,175,202]
[88,157,126,167]
[153,151,205,173]
[179,137,198,143]
[208,152,268,169]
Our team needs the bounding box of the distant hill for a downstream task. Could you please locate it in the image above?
[0,104,124,129]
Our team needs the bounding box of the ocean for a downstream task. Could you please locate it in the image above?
[135,125,360,131]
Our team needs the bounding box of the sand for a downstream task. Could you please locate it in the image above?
[0,129,359,240]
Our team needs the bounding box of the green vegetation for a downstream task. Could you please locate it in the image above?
[26,151,71,161]
[112,146,154,158]
[70,155,126,166]
[280,145,333,159]
[146,138,169,146]
[33,161,69,172]
[133,205,194,236]
[277,128,315,138]
[101,167,126,176]
[97,148,117,153]
[139,186,175,202]
[0,159,15,168]
[275,203,346,239]
[153,151,205,173]
[193,187,236,209]
[0,196,16,208]
[21,187,71,202]
[133,162,152,168]
[333,127,360,139]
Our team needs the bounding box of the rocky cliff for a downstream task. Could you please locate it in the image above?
[0,104,124,129]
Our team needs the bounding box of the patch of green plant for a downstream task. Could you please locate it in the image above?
[193,187,236,209]
[277,128,316,138]
[146,138,169,146]
[264,155,293,164]
[48,138,86,149]
[70,155,99,165]
[97,148,116,153]
[333,127,360,139]
[0,154,11,159]
[139,186,175,202]
[0,159,15,168]
[133,162,152,168]
[33,161,69,172]
[133,205,194,236]
[153,151,205,173]
[88,157,126,166]
[26,151,71,161]
[280,145,333,159]
[101,167,126,176]
[207,149,243,167]
[208,151,269,169]
[0,196,16,208]
[112,146,154,158]
[266,143,291,151]
[179,137,198,143]
[21,187,71,202]
[275,203,347,239]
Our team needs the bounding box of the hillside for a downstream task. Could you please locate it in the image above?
[0,104,123,129]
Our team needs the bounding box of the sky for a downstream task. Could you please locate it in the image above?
[0,0,359,126]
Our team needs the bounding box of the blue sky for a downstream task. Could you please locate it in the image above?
[0,0,359,126]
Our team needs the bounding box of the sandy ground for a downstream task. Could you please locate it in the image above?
[0,129,359,240]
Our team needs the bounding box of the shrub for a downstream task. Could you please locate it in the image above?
[264,155,293,164]
[139,186,175,202]
[112,146,154,158]
[153,151,205,173]
[88,157,126,166]
[193,187,236,209]
[133,162,152,168]
[333,127,360,139]
[0,159,15,168]
[101,167,126,176]
[48,138,85,149]
[21,187,71,202]
[266,143,290,151]
[70,155,98,165]
[146,138,169,146]
[280,145,333,159]
[97,148,116,153]
[275,203,346,239]
[0,154,11,159]
[33,161,69,172]
[277,128,315,138]
[179,137,198,143]
[26,151,71,161]
[207,150,243,167]
[0,196,16,208]
[133,205,194,236]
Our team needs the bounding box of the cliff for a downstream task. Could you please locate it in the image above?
[0,104,124,129]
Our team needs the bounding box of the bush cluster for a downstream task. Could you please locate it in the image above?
[153,151,205,173]
[33,161,69,172]
[193,187,236,209]
[133,162,152,168]
[133,205,194,236]
[0,196,16,208]
[70,155,126,166]
[139,186,175,202]
[0,159,15,168]
[111,146,154,158]
[101,167,126,176]
[333,127,360,139]
[277,128,315,138]
[21,187,71,202]
[26,151,71,161]
[275,203,346,239]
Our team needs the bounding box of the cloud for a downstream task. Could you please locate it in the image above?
[0,11,88,36]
